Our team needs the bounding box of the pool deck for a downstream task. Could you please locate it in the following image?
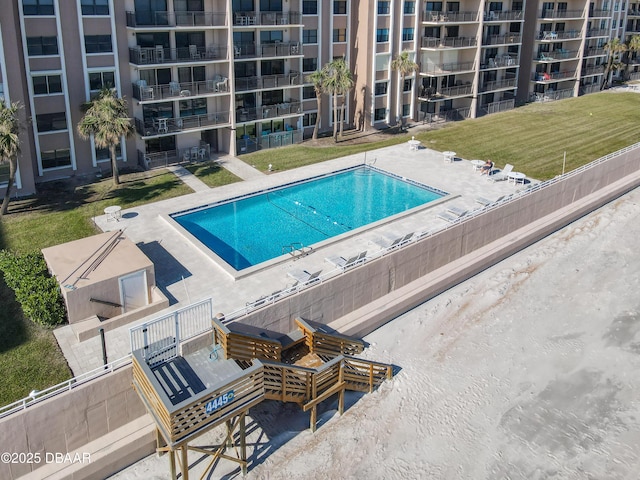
[54,143,527,375]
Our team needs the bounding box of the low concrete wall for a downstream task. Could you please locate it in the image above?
[232,146,640,336]
[0,366,155,480]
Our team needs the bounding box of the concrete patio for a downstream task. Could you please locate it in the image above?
[54,143,526,375]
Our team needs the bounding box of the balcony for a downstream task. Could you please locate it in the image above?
[586,29,609,37]
[126,11,226,27]
[533,70,577,82]
[536,49,579,62]
[589,9,610,17]
[479,78,517,92]
[236,101,302,122]
[422,11,479,23]
[483,10,524,21]
[539,9,584,19]
[129,45,226,65]
[483,33,521,45]
[581,65,603,76]
[233,11,301,26]
[139,143,211,170]
[628,8,640,16]
[421,36,477,49]
[584,47,606,57]
[235,71,302,92]
[135,111,230,137]
[421,61,475,75]
[132,77,229,102]
[237,129,303,154]
[234,42,301,59]
[481,55,518,69]
[537,30,581,41]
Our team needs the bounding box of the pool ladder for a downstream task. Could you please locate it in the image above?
[283,242,314,260]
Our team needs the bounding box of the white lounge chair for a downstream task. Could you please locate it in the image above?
[326,251,367,270]
[372,232,414,251]
[489,163,514,182]
[446,206,468,217]
[287,269,322,286]
[437,211,463,223]
[475,194,507,206]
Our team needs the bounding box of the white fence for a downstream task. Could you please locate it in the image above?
[129,297,213,366]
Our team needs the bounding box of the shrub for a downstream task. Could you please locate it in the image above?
[0,250,66,328]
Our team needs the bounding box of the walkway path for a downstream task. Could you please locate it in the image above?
[165,165,209,193]
[215,154,266,181]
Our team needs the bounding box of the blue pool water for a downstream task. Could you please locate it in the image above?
[172,167,444,270]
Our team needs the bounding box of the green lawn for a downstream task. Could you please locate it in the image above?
[241,92,640,180]
[0,169,194,405]
[184,160,243,188]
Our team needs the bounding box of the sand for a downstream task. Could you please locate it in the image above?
[112,186,640,480]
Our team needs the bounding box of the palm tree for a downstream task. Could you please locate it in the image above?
[0,101,22,216]
[78,88,134,186]
[625,34,640,80]
[322,58,354,142]
[601,38,627,90]
[306,69,326,140]
[391,51,418,131]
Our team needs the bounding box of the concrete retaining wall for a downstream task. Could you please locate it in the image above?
[0,366,155,480]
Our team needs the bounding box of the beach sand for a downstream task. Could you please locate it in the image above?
[112,186,640,480]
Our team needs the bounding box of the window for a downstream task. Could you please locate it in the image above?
[374,107,386,121]
[404,1,416,13]
[404,79,413,91]
[260,30,284,44]
[260,0,282,10]
[334,1,347,14]
[85,35,112,54]
[402,28,414,41]
[333,29,347,42]
[303,112,317,127]
[81,0,109,15]
[89,71,115,91]
[23,0,54,15]
[27,36,58,56]
[378,1,390,14]
[377,29,390,42]
[402,104,410,116]
[303,0,318,14]
[426,2,443,11]
[375,82,388,95]
[262,89,283,105]
[36,112,67,132]
[32,75,62,95]
[303,29,318,44]
[95,143,122,162]
[41,149,71,169]
[303,57,318,71]
[303,86,315,99]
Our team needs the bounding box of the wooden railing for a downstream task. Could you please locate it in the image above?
[342,356,393,393]
[262,361,313,402]
[295,318,365,357]
[212,318,281,362]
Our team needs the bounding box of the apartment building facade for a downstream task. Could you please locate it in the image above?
[0,0,636,197]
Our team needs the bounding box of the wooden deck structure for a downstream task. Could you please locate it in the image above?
[132,317,393,478]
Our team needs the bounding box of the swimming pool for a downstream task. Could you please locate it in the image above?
[171,166,445,271]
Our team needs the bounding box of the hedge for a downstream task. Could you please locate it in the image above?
[0,250,66,328]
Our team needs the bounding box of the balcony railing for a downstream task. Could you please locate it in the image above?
[540,9,584,19]
[581,65,603,76]
[421,61,475,74]
[589,9,610,16]
[483,10,524,21]
[233,11,301,26]
[483,33,521,45]
[533,70,577,82]
[237,129,303,154]
[628,9,640,16]
[236,101,302,122]
[126,11,227,27]
[536,49,579,61]
[422,11,479,22]
[438,84,473,97]
[586,28,609,37]
[481,55,518,68]
[235,71,302,92]
[579,83,600,95]
[531,87,574,102]
[421,36,477,48]
[138,144,211,170]
[129,45,226,65]
[135,111,230,137]
[479,78,517,92]
[234,42,301,59]
[132,78,229,101]
[537,30,581,40]
[584,47,606,57]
